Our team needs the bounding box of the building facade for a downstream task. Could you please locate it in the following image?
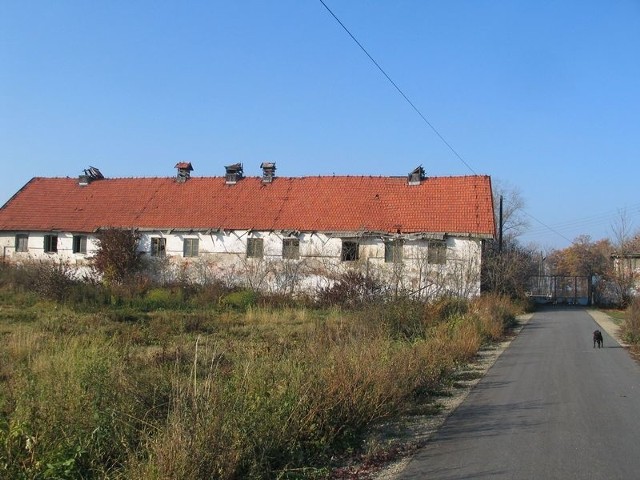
[0,163,496,298]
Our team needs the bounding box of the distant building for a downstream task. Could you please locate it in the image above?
[0,163,496,298]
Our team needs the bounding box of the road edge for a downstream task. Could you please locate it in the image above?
[587,309,628,348]
[370,312,535,480]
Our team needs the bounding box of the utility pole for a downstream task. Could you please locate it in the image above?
[499,195,503,253]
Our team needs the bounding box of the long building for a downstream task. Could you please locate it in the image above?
[0,163,496,297]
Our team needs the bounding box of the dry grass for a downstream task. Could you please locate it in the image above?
[0,291,519,479]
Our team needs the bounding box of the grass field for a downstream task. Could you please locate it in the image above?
[0,282,521,479]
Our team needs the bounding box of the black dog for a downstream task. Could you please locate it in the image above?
[593,329,603,348]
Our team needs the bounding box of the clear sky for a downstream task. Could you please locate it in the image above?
[1,1,639,250]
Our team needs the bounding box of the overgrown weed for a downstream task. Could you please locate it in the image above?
[0,270,523,478]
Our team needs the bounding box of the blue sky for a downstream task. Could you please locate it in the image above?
[1,1,639,250]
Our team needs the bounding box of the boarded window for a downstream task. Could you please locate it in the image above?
[72,235,87,254]
[341,240,359,262]
[183,238,199,257]
[15,234,28,252]
[427,240,446,264]
[247,238,264,258]
[282,238,300,260]
[44,235,58,253]
[151,237,166,257]
[384,239,404,263]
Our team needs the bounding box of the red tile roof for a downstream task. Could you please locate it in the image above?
[0,175,496,237]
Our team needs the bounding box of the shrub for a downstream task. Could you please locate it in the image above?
[623,297,640,344]
[221,290,258,310]
[92,228,142,285]
[317,270,386,307]
[12,260,78,303]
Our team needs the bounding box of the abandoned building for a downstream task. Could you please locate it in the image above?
[0,163,496,298]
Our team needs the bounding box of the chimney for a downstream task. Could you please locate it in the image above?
[78,166,104,186]
[408,165,425,186]
[175,162,193,182]
[261,162,276,183]
[225,163,243,184]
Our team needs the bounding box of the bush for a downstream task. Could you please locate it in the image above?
[92,228,142,285]
[317,270,386,307]
[623,297,640,344]
[12,260,78,303]
[221,290,258,310]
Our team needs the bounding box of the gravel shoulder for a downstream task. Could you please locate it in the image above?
[587,309,628,348]
[352,313,535,480]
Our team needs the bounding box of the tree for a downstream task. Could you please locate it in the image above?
[92,228,142,285]
[482,180,537,298]
[606,211,640,307]
[492,180,529,246]
[546,235,611,278]
[482,237,538,298]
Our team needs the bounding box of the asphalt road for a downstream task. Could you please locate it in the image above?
[398,307,640,480]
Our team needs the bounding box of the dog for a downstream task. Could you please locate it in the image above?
[593,329,603,348]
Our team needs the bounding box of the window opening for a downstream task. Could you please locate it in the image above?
[247,238,264,258]
[151,237,166,257]
[427,240,446,264]
[183,238,199,257]
[341,240,359,262]
[15,234,28,252]
[385,239,404,263]
[44,235,58,253]
[72,235,87,254]
[282,238,300,259]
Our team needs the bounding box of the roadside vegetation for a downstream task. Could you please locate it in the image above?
[622,297,640,349]
[0,260,524,479]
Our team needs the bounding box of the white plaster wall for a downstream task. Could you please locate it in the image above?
[0,232,97,264]
[0,230,485,298]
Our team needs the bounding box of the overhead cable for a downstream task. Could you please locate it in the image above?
[318,0,477,175]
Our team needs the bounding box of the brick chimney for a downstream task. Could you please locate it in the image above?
[175,162,193,182]
[225,163,244,184]
[408,165,425,186]
[78,166,104,186]
[261,162,276,183]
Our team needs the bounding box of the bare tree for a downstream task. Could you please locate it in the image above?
[607,210,640,306]
[492,180,529,243]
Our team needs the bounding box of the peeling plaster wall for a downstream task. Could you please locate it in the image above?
[0,230,484,297]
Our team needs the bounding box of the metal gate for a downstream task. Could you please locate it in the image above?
[527,275,592,306]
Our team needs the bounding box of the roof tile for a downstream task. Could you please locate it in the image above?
[0,175,496,236]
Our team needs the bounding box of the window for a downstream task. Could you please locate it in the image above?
[15,234,28,252]
[151,237,166,257]
[183,238,199,257]
[247,238,264,258]
[72,235,87,254]
[427,240,447,264]
[282,238,300,260]
[385,239,404,263]
[44,235,58,253]
[341,240,359,262]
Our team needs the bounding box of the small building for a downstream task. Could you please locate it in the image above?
[0,163,496,298]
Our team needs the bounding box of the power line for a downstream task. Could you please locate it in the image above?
[524,204,640,238]
[318,0,477,175]
[521,210,575,245]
